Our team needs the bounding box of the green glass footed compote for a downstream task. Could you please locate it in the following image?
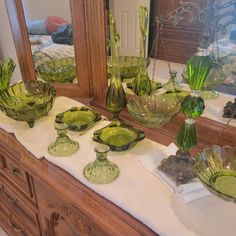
[83,144,119,184]
[106,12,126,120]
[48,120,79,157]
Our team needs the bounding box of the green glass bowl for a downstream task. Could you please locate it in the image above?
[93,121,145,151]
[0,81,56,128]
[55,106,102,132]
[194,145,236,202]
[108,56,150,79]
[127,94,181,128]
[36,57,76,83]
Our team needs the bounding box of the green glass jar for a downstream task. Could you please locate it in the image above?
[106,12,126,119]
[133,6,151,96]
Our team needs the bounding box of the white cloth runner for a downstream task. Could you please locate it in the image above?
[1,96,236,236]
[138,143,211,202]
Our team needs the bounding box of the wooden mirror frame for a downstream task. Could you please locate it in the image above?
[5,0,108,100]
[4,0,236,150]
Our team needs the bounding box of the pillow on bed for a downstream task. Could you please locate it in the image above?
[27,20,48,35]
[45,16,69,34]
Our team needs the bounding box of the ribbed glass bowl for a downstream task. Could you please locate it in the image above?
[194,145,236,202]
[127,94,181,127]
[36,57,76,83]
[0,80,56,127]
[108,56,150,79]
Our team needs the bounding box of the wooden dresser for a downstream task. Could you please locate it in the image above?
[149,0,206,64]
[0,128,157,236]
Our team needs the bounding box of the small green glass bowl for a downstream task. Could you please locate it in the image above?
[107,56,150,79]
[55,106,102,132]
[36,57,76,83]
[194,145,236,202]
[127,94,181,128]
[0,80,56,128]
[93,121,145,151]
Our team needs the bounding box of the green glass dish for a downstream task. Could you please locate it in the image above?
[83,144,119,184]
[93,121,145,151]
[127,94,181,128]
[194,145,236,202]
[55,106,102,132]
[0,81,56,128]
[126,79,162,92]
[36,57,76,83]
[107,56,150,80]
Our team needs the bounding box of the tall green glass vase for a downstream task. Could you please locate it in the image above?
[133,6,151,96]
[106,12,126,120]
[158,49,213,185]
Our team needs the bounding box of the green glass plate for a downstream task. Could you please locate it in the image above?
[93,121,145,151]
[56,106,102,132]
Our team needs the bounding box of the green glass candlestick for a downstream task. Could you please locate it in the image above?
[83,144,119,184]
[48,120,79,157]
[0,58,15,92]
[133,6,151,96]
[106,11,126,120]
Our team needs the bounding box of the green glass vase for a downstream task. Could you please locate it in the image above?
[133,6,151,96]
[106,12,126,119]
[0,58,15,92]
[48,121,79,157]
[83,144,119,184]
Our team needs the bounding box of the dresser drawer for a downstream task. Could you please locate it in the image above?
[0,176,41,236]
[0,198,35,236]
[0,148,33,199]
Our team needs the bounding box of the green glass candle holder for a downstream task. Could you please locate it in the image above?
[83,144,119,184]
[48,121,79,157]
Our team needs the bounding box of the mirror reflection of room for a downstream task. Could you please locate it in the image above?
[109,0,236,126]
[22,0,77,84]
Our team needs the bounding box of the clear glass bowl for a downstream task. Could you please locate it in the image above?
[194,145,236,202]
[0,80,56,127]
[107,56,150,79]
[36,57,76,83]
[127,94,181,128]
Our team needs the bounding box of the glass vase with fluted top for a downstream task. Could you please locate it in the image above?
[106,12,126,120]
[133,6,151,96]
[158,48,213,185]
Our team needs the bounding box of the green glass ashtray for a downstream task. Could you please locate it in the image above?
[194,145,236,202]
[108,56,150,79]
[55,106,102,132]
[93,121,145,151]
[36,57,76,83]
[127,94,181,128]
[0,80,56,128]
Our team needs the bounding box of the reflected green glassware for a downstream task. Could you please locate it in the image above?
[48,121,79,157]
[0,58,16,92]
[0,80,56,128]
[186,50,213,90]
[106,12,126,119]
[133,6,151,96]
[55,106,101,132]
[83,144,119,184]
[36,57,76,83]
[93,121,145,152]
[194,145,236,202]
[181,94,205,119]
[163,70,182,92]
[176,118,196,152]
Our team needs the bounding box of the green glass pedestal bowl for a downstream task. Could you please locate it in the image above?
[36,57,76,83]
[127,94,181,128]
[108,56,150,80]
[0,81,56,128]
[194,145,236,202]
